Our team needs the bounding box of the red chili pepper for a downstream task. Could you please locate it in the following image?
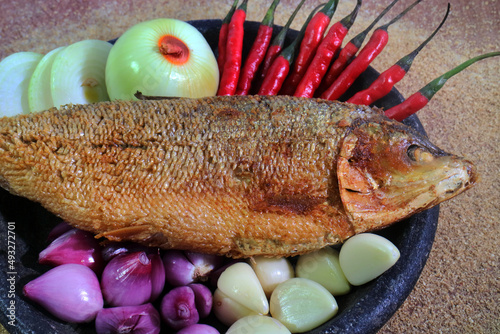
[321,0,422,101]
[258,4,323,96]
[236,0,280,95]
[294,0,361,98]
[316,0,400,96]
[348,3,450,105]
[279,0,339,96]
[217,0,248,96]
[217,0,239,77]
[255,0,306,87]
[385,51,500,121]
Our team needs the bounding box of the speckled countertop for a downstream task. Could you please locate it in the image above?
[0,0,498,333]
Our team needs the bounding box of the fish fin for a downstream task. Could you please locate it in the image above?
[96,225,155,241]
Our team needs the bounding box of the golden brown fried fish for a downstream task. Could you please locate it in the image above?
[0,96,476,257]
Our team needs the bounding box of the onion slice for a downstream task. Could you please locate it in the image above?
[51,39,111,107]
[28,46,65,112]
[0,52,43,116]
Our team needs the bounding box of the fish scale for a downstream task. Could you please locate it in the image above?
[0,95,476,257]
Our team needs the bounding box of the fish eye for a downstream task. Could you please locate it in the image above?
[407,145,434,163]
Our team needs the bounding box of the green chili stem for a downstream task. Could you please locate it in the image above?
[396,3,450,72]
[270,0,306,47]
[419,51,500,100]
[223,0,239,24]
[261,0,281,27]
[350,0,400,48]
[378,0,423,31]
[320,0,339,18]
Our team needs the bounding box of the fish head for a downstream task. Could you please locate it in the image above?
[337,119,477,232]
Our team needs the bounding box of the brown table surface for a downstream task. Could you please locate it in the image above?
[0,0,498,333]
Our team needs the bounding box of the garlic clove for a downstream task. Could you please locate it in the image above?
[226,315,291,334]
[217,262,269,315]
[176,323,220,334]
[250,256,294,298]
[23,264,103,323]
[339,233,400,286]
[296,247,351,296]
[95,303,161,334]
[270,278,338,333]
[209,259,242,288]
[212,288,258,327]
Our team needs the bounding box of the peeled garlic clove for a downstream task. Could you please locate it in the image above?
[176,324,220,334]
[23,264,103,323]
[95,303,161,334]
[339,233,400,286]
[212,288,258,327]
[270,278,338,333]
[226,315,291,334]
[250,256,294,298]
[217,262,269,315]
[296,247,351,296]
[209,259,242,288]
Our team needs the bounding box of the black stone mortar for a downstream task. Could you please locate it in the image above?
[0,20,439,334]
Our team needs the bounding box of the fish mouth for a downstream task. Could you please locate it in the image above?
[432,158,478,199]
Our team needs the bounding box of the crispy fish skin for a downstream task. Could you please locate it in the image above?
[0,96,477,257]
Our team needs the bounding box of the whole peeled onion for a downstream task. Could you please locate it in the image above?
[105,18,219,100]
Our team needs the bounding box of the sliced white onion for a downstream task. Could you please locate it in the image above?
[28,46,65,112]
[51,39,111,107]
[0,52,43,116]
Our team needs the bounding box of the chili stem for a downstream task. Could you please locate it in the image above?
[321,0,423,101]
[256,0,306,85]
[385,51,500,121]
[348,3,450,105]
[317,0,400,95]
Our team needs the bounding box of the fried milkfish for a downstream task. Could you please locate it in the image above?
[0,96,477,257]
